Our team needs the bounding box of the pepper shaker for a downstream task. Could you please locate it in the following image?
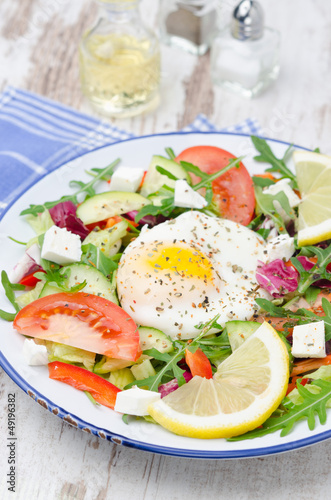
[210,0,280,97]
[159,0,220,56]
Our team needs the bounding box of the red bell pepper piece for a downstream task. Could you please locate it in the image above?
[185,347,213,379]
[48,361,121,409]
[19,271,43,287]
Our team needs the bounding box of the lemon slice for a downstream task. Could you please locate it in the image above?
[293,151,331,246]
[148,322,289,439]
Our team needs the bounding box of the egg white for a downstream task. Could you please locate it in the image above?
[117,211,268,340]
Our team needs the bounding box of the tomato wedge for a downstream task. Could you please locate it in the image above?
[185,347,213,379]
[48,361,121,409]
[175,146,255,226]
[13,292,141,361]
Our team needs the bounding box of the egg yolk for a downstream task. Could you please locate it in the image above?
[146,244,214,283]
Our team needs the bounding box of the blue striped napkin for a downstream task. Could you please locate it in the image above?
[0,87,262,217]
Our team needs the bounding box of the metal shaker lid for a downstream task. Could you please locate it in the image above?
[231,0,264,41]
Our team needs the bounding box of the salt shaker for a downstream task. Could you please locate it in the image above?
[210,0,280,97]
[159,0,219,56]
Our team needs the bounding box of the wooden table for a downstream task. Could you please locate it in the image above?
[1,1,331,498]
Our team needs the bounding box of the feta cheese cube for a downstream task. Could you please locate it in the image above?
[109,166,145,193]
[23,339,48,366]
[41,225,82,265]
[266,234,295,263]
[292,321,326,358]
[114,386,161,416]
[174,180,208,209]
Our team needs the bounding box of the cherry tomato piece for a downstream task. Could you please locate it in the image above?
[175,145,255,226]
[13,292,141,361]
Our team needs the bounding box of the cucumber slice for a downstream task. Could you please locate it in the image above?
[139,327,173,353]
[76,191,149,225]
[225,321,261,351]
[140,155,191,198]
[39,263,118,303]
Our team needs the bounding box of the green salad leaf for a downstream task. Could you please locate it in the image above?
[81,243,118,278]
[251,136,297,187]
[125,314,222,392]
[20,159,120,216]
[254,185,295,233]
[0,271,25,320]
[228,379,331,440]
[134,156,243,222]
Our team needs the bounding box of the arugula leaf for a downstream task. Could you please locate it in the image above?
[251,136,297,187]
[0,270,25,321]
[252,176,275,188]
[84,391,100,405]
[254,185,294,232]
[155,166,179,181]
[81,243,118,278]
[8,236,28,245]
[86,165,116,182]
[125,314,221,392]
[187,157,243,191]
[304,286,320,305]
[134,196,176,223]
[256,228,270,240]
[0,310,16,321]
[291,244,331,294]
[34,263,88,294]
[228,379,331,440]
[1,270,24,313]
[20,159,120,216]
[165,147,176,160]
[247,213,264,231]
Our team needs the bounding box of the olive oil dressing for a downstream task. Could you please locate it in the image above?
[79,0,160,117]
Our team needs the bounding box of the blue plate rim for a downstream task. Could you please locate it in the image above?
[1,130,324,460]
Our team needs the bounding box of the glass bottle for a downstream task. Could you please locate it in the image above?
[159,0,220,56]
[79,0,161,117]
[210,0,280,98]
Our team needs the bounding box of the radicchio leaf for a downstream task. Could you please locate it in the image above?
[49,201,89,240]
[158,371,192,398]
[256,259,299,298]
[125,210,167,228]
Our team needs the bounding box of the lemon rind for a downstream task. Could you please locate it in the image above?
[297,218,331,247]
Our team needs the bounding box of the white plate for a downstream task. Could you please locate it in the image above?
[1,131,329,459]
